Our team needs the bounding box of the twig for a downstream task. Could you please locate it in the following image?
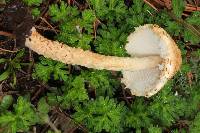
[34,25,60,32]
[40,113,58,133]
[93,19,101,39]
[0,91,23,95]
[47,121,60,133]
[154,0,165,5]
[43,117,60,133]
[166,0,172,9]
[122,88,131,107]
[56,108,88,132]
[0,48,17,53]
[31,85,44,101]
[143,1,200,38]
[143,0,159,11]
[0,31,15,38]
[168,11,200,38]
[33,126,36,133]
[39,17,58,34]
[27,49,34,80]
[185,4,200,11]
[194,0,199,6]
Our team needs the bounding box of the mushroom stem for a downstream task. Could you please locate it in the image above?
[25,28,162,71]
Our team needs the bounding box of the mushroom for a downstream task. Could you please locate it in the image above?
[122,24,182,97]
[25,24,182,97]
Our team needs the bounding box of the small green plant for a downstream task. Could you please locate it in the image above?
[22,0,42,6]
[125,0,155,30]
[49,1,79,22]
[49,1,95,50]
[94,24,128,56]
[124,98,151,129]
[183,84,200,118]
[0,50,27,85]
[148,125,162,133]
[32,56,69,82]
[88,0,126,22]
[172,0,185,18]
[148,81,185,126]
[0,95,13,112]
[47,76,89,109]
[31,8,40,17]
[73,96,126,133]
[37,98,61,133]
[22,0,42,17]
[184,11,200,43]
[0,96,61,133]
[162,4,200,43]
[190,112,200,133]
[0,96,39,133]
[80,70,120,97]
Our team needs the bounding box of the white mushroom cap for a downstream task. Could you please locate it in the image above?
[122,24,182,97]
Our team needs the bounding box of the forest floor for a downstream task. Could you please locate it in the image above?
[0,0,200,133]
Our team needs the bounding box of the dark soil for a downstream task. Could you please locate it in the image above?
[0,0,34,48]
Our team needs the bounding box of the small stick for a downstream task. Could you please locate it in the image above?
[0,48,17,53]
[39,17,58,34]
[143,0,159,11]
[0,31,15,38]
